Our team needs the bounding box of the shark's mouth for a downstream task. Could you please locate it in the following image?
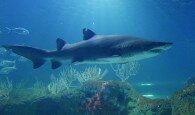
[150,49,163,53]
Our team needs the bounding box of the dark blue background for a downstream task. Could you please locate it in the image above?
[0,0,194,98]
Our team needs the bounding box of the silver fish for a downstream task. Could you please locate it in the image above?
[0,60,15,68]
[0,66,16,75]
[6,27,29,35]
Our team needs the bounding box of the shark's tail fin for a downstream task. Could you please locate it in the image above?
[2,45,48,69]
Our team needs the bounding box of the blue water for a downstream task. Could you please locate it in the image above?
[0,0,194,98]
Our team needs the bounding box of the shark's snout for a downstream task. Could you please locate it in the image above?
[149,41,173,53]
[158,41,173,49]
[165,42,173,46]
[166,42,173,47]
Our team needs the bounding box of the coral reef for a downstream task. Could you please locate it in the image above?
[0,89,86,115]
[47,66,107,95]
[81,81,138,114]
[132,97,171,115]
[48,68,77,95]
[110,62,139,82]
[0,77,13,102]
[31,81,48,99]
[0,81,48,106]
[0,81,139,115]
[77,66,107,84]
[171,85,195,115]
[0,80,194,115]
[186,75,195,85]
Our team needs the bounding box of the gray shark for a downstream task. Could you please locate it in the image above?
[2,28,173,69]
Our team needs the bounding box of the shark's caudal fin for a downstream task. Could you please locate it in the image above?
[2,45,48,69]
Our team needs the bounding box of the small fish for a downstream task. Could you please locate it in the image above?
[0,60,15,68]
[6,27,29,35]
[0,47,7,55]
[0,66,16,75]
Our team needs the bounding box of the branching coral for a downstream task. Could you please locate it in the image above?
[31,81,48,99]
[111,61,139,82]
[48,65,107,94]
[48,67,77,95]
[0,66,107,105]
[0,77,13,100]
[77,66,107,84]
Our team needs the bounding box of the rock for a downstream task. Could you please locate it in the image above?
[171,85,195,115]
[128,96,171,115]
[81,80,139,115]
[0,80,140,115]
[186,76,195,85]
[1,80,194,115]
[0,89,86,115]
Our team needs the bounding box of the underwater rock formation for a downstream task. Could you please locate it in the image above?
[171,84,195,115]
[129,96,171,115]
[0,89,86,115]
[0,81,139,115]
[0,81,194,115]
[81,81,138,114]
[186,75,195,85]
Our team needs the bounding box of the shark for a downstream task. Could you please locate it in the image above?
[2,28,173,69]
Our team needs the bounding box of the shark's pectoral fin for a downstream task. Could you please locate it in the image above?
[32,58,46,69]
[72,58,83,65]
[56,38,66,51]
[51,60,62,69]
[83,28,96,40]
[72,61,82,65]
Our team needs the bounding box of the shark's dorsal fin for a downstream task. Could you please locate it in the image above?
[56,38,66,51]
[83,28,96,40]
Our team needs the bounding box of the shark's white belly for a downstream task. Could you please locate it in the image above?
[74,52,159,65]
[50,51,160,65]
